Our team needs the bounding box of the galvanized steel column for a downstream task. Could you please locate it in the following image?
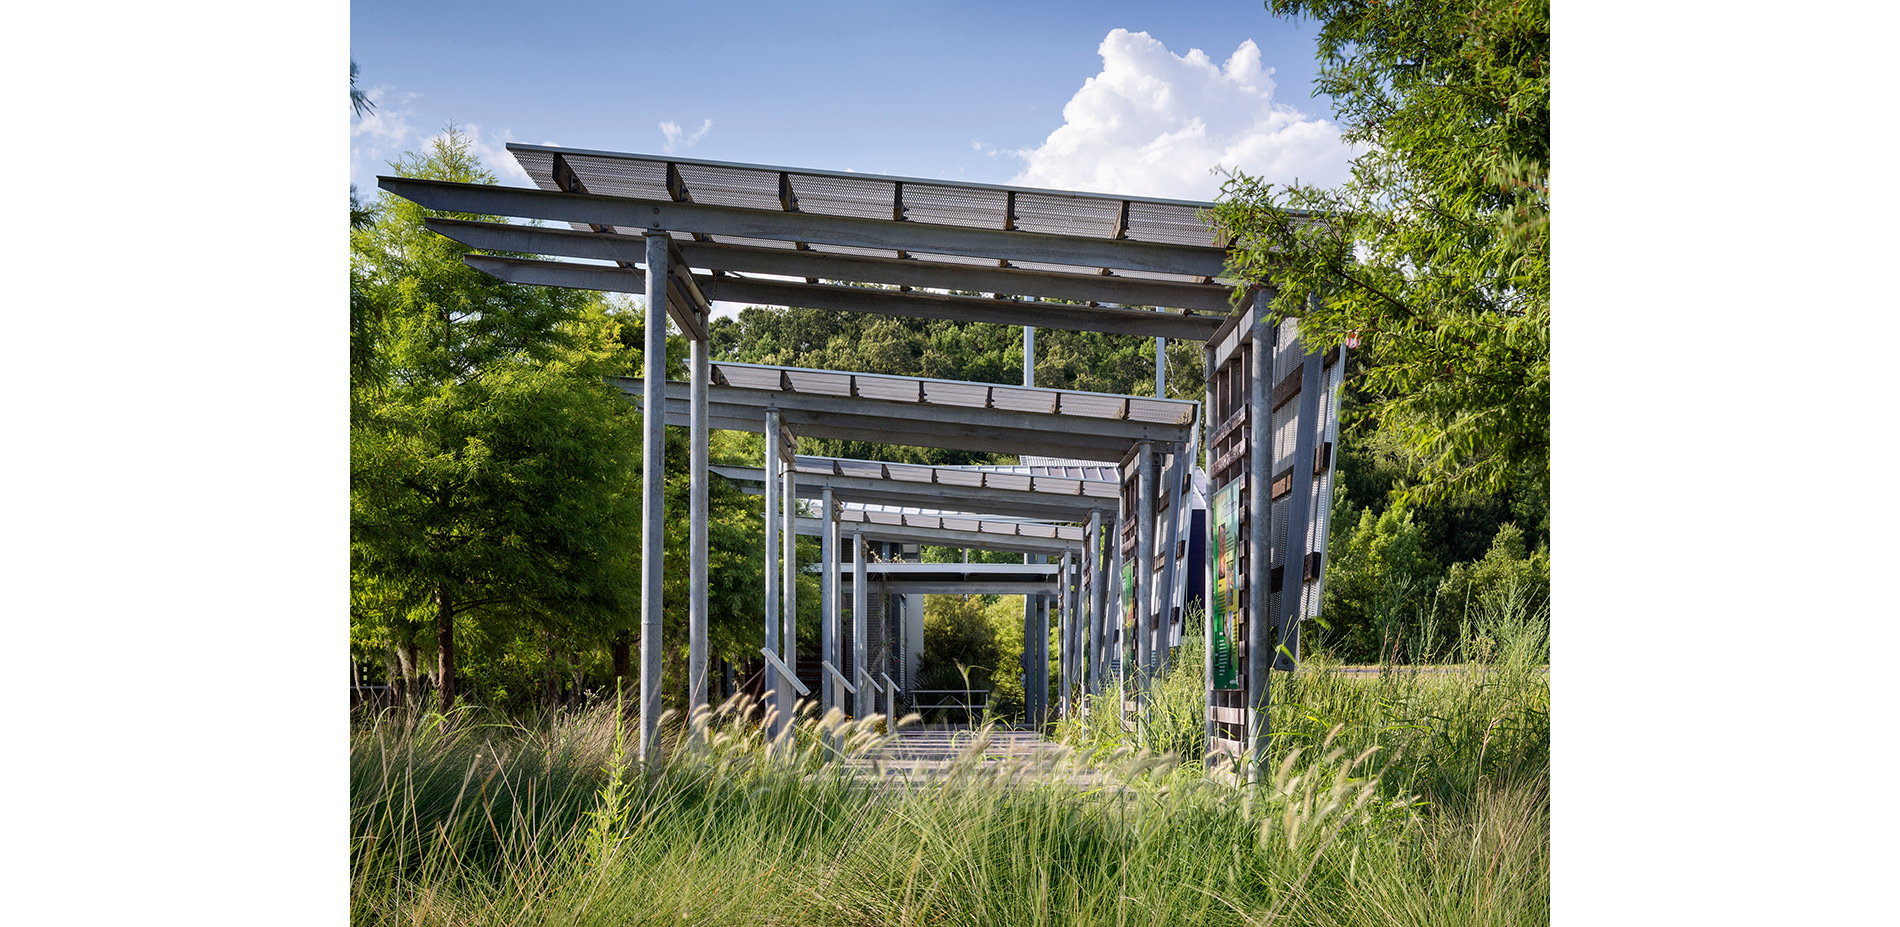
[1246,296,1273,782]
[1059,548,1074,718]
[783,461,798,723]
[639,233,668,761]
[763,408,782,738]
[1036,590,1050,727]
[821,486,837,714]
[1103,510,1123,694]
[1155,335,1166,400]
[689,332,710,727]
[1024,326,1036,388]
[1136,443,1156,691]
[853,531,868,721]
[1203,343,1217,747]
[1154,445,1180,678]
[1085,509,1104,693]
[1022,554,1039,726]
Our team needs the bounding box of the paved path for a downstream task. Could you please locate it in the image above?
[842,725,1117,788]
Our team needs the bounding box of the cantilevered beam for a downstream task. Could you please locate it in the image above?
[426,218,1232,316]
[614,378,1193,461]
[788,516,1080,557]
[876,582,1059,596]
[379,176,1230,279]
[710,464,1114,522]
[542,158,710,342]
[461,253,1221,341]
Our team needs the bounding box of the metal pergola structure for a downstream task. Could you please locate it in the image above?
[715,455,1111,722]
[379,143,1339,776]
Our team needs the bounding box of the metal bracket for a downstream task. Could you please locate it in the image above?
[760,646,810,696]
[822,660,858,696]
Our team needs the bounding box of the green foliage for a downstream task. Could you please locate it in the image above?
[1210,0,1549,503]
[351,127,643,711]
[1438,524,1549,666]
[914,595,1003,702]
[1316,500,1443,663]
[983,595,1030,723]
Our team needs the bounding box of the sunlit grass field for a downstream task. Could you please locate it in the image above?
[352,616,1547,926]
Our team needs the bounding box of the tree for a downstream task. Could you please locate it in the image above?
[1314,492,1444,663]
[351,127,642,714]
[350,59,374,117]
[1210,0,1548,502]
[351,60,376,229]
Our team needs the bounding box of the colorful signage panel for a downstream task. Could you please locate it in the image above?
[1210,480,1241,689]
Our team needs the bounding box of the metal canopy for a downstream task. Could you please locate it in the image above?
[710,455,1117,522]
[376,142,1243,340]
[862,562,1062,597]
[370,144,1289,745]
[614,362,1195,461]
[790,515,1080,557]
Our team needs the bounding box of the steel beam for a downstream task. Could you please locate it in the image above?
[427,218,1234,317]
[785,515,1079,557]
[874,582,1059,596]
[638,234,667,761]
[464,255,1223,341]
[709,464,1113,522]
[379,176,1230,278]
[613,378,1193,461]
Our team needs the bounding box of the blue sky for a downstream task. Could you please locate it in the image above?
[351,1,1353,203]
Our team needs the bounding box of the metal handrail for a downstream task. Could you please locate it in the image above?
[907,688,991,721]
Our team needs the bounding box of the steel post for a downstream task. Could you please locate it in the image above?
[1136,443,1155,691]
[1203,343,1217,747]
[1154,444,1180,678]
[853,531,868,721]
[822,486,838,714]
[1246,295,1273,782]
[690,334,710,729]
[638,233,668,761]
[1094,505,1109,695]
[764,408,782,738]
[783,461,798,724]
[1059,548,1074,717]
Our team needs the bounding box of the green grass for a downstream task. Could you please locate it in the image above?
[353,624,1548,927]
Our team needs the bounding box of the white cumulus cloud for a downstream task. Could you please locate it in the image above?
[660,118,713,154]
[1009,29,1350,200]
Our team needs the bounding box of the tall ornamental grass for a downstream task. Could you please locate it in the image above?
[355,660,1545,927]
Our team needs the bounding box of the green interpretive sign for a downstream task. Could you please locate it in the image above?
[1210,480,1241,690]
